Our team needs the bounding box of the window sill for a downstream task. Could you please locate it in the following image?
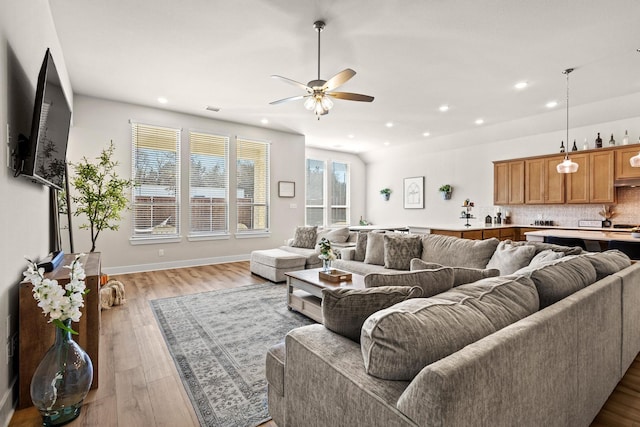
[188,233,231,242]
[129,235,183,245]
[234,231,271,239]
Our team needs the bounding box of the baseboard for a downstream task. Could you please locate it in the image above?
[102,253,251,275]
[0,378,16,427]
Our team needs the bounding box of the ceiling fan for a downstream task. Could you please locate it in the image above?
[270,20,374,119]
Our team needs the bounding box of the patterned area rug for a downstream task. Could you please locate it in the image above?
[150,283,314,427]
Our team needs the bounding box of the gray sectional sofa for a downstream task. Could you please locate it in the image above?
[266,232,640,427]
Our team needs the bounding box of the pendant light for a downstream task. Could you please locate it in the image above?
[557,68,579,174]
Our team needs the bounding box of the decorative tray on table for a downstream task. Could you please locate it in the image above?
[319,269,353,282]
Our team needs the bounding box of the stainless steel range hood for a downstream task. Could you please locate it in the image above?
[614,178,640,187]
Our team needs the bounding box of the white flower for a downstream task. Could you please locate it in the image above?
[23,254,88,334]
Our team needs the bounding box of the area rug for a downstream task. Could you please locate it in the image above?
[150,283,314,427]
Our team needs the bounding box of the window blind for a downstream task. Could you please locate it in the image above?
[189,131,229,235]
[131,122,181,237]
[236,138,269,232]
[305,158,325,226]
[330,161,349,225]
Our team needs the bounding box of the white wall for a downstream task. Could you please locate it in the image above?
[67,96,306,274]
[363,96,640,228]
[0,1,73,424]
[304,147,366,226]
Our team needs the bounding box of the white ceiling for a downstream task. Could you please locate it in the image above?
[49,0,640,154]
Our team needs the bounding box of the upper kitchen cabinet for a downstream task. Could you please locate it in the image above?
[525,156,565,204]
[565,153,590,203]
[615,146,640,181]
[494,160,524,205]
[589,150,615,203]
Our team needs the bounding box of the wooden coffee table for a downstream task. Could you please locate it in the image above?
[285,268,365,323]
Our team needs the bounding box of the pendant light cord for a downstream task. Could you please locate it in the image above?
[317,25,321,80]
[563,68,574,161]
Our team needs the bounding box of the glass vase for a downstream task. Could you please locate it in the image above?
[322,259,332,272]
[30,319,93,426]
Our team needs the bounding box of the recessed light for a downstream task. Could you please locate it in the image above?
[157,97,168,104]
[475,118,484,125]
[514,81,528,90]
[546,101,558,108]
[383,141,390,146]
[385,122,394,128]
[260,118,269,124]
[422,132,430,137]
[205,105,220,112]
[439,105,449,112]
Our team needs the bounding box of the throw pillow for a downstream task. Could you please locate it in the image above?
[316,226,350,244]
[354,232,368,262]
[506,240,584,256]
[291,226,317,249]
[582,250,631,281]
[420,234,499,268]
[364,267,454,297]
[383,234,422,270]
[321,286,423,343]
[528,249,564,268]
[486,241,537,275]
[364,232,387,266]
[410,258,500,287]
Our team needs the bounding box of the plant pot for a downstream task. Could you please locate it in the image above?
[381,194,390,201]
[441,191,452,200]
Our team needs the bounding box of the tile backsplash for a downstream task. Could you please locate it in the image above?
[500,187,640,227]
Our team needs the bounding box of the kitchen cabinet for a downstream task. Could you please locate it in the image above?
[615,146,640,180]
[494,161,524,205]
[565,153,589,203]
[525,157,565,204]
[482,228,516,241]
[589,150,615,203]
[545,156,566,204]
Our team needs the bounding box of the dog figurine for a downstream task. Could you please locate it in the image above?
[100,280,126,310]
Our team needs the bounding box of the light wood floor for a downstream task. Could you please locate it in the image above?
[9,261,640,427]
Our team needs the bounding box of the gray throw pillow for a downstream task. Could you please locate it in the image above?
[528,249,564,267]
[383,234,422,270]
[321,286,423,342]
[354,232,368,262]
[582,250,631,281]
[506,240,584,256]
[486,241,537,275]
[421,234,499,268]
[364,267,454,297]
[410,258,500,287]
[316,226,350,244]
[291,226,317,249]
[364,232,386,265]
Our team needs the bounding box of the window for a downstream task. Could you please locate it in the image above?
[189,131,229,236]
[131,122,180,238]
[236,138,270,233]
[330,161,350,225]
[305,159,325,226]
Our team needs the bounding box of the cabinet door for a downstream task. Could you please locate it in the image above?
[494,162,509,205]
[499,228,516,241]
[615,146,640,180]
[461,230,483,240]
[431,229,462,238]
[566,153,589,203]
[590,150,615,203]
[544,156,566,204]
[482,229,500,239]
[525,159,544,204]
[508,161,525,204]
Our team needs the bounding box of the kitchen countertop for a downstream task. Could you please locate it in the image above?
[525,228,640,242]
[408,224,638,233]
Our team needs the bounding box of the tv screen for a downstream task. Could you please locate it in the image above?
[18,48,71,190]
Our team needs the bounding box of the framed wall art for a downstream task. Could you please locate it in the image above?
[278,181,295,198]
[403,176,424,209]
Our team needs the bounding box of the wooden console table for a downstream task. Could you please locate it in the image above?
[18,252,101,408]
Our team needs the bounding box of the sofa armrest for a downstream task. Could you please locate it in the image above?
[340,247,356,260]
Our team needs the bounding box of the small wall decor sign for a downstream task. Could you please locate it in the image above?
[404,176,424,209]
[278,181,295,198]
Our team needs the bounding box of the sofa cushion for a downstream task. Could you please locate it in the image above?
[528,249,564,267]
[291,226,318,249]
[582,250,631,281]
[506,240,585,256]
[517,256,597,309]
[354,232,368,262]
[383,234,422,270]
[316,226,350,244]
[322,286,423,342]
[410,259,500,287]
[265,342,286,396]
[364,267,454,297]
[361,296,496,381]
[364,232,386,266]
[420,234,499,268]
[486,240,537,275]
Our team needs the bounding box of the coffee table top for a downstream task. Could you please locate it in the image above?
[285,268,365,290]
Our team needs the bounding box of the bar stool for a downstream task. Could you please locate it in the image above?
[607,240,640,260]
[543,236,587,250]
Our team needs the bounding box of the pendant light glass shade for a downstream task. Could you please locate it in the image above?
[557,68,578,174]
[630,152,640,167]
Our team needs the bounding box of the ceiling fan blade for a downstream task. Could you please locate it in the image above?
[327,92,374,102]
[269,95,308,105]
[271,75,313,93]
[322,68,356,91]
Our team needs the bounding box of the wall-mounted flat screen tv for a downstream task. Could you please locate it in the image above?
[17,48,72,190]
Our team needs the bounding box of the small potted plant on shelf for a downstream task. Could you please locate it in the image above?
[598,205,616,228]
[439,184,453,200]
[380,188,391,201]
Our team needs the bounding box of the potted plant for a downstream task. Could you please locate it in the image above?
[439,184,453,200]
[598,205,616,228]
[380,188,391,201]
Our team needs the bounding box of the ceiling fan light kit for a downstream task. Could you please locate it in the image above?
[270,20,374,119]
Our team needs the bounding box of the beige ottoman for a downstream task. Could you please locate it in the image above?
[250,248,307,282]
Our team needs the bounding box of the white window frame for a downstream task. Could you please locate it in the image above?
[305,158,327,226]
[330,161,350,226]
[236,137,270,236]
